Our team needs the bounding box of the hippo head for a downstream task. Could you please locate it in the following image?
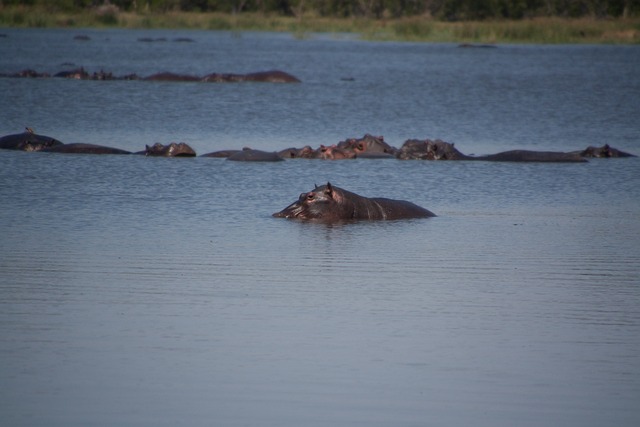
[18,136,62,152]
[145,142,196,157]
[318,145,354,160]
[272,183,349,220]
[338,134,395,155]
[580,144,636,158]
[167,142,197,157]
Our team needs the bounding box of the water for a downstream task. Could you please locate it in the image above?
[1,29,640,427]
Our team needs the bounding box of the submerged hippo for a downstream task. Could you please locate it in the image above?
[317,144,355,160]
[397,139,470,160]
[0,128,64,151]
[202,70,301,83]
[140,142,196,157]
[200,149,242,158]
[227,148,283,162]
[144,72,200,82]
[338,134,397,157]
[397,139,587,162]
[277,145,319,159]
[479,150,587,162]
[41,143,131,155]
[273,183,436,221]
[578,144,636,158]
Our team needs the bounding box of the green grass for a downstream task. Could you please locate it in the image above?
[0,6,638,44]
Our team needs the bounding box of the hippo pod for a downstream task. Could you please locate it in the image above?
[277,134,396,159]
[396,139,635,162]
[2,68,301,83]
[273,182,436,221]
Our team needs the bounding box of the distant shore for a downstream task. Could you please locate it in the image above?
[1,7,639,44]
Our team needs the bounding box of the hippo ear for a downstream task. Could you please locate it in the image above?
[326,182,333,196]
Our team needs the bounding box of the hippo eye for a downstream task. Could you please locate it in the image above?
[306,193,315,200]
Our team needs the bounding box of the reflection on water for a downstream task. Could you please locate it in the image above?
[1,29,640,427]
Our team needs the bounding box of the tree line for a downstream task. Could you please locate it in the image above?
[8,0,640,20]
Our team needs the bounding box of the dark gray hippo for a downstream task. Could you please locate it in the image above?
[4,68,301,83]
[398,139,588,162]
[317,145,355,160]
[227,148,283,162]
[397,139,470,160]
[143,72,200,82]
[577,144,636,158]
[138,142,197,157]
[277,146,319,159]
[338,134,397,157]
[0,128,64,151]
[200,149,242,158]
[41,143,131,155]
[4,69,50,78]
[202,70,301,83]
[273,183,436,221]
[242,70,301,83]
[54,67,90,79]
[479,150,587,162]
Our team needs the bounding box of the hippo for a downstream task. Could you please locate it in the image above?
[4,68,301,84]
[144,72,200,82]
[0,129,64,151]
[140,142,197,157]
[54,68,90,79]
[277,145,319,159]
[577,144,636,158]
[397,139,587,162]
[338,134,397,157]
[227,148,283,162]
[200,149,242,158]
[243,70,301,83]
[41,143,131,155]
[278,147,303,159]
[5,69,50,78]
[273,183,436,221]
[318,145,355,160]
[397,139,471,160]
[479,150,587,162]
[201,70,301,83]
[201,73,246,83]
[355,151,397,159]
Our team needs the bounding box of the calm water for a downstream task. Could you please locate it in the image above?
[1,29,639,427]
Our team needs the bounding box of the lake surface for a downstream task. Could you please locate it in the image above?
[1,29,639,427]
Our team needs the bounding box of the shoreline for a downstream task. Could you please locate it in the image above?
[1,7,639,44]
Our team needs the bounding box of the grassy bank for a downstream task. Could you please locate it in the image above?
[1,6,639,44]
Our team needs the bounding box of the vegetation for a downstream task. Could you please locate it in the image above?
[1,1,639,43]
